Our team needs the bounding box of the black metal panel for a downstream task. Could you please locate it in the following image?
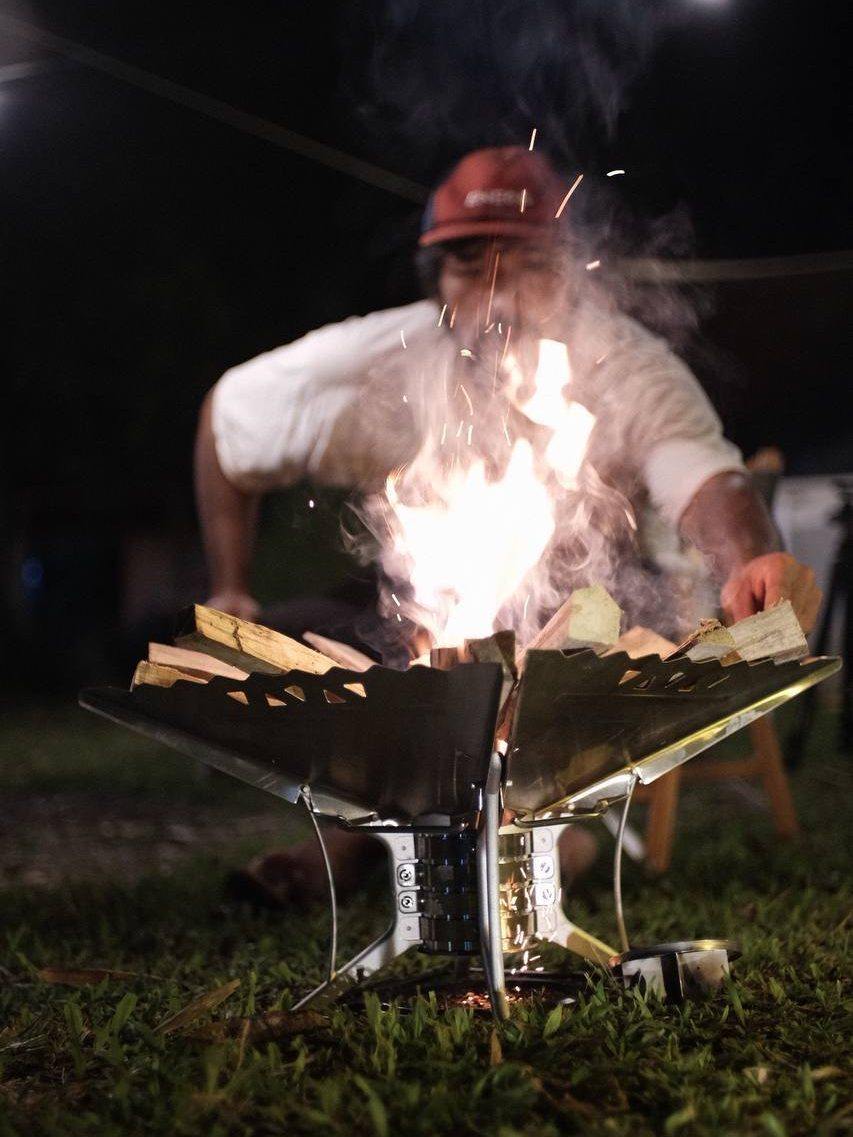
[504,648,836,815]
[81,662,503,824]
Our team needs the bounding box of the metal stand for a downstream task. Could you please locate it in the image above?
[789,476,852,763]
[292,795,617,1018]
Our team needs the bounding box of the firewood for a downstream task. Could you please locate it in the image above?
[302,632,375,672]
[133,660,255,704]
[518,584,622,667]
[684,600,808,664]
[148,642,249,681]
[429,645,471,670]
[176,605,337,676]
[132,661,208,690]
[605,626,677,660]
[464,630,517,676]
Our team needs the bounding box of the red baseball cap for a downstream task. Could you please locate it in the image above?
[419,146,569,247]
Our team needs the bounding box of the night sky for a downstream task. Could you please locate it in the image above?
[0,0,850,680]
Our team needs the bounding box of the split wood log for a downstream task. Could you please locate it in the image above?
[680,600,808,664]
[176,605,337,676]
[302,632,375,672]
[605,626,678,660]
[133,660,255,704]
[148,642,249,681]
[429,645,471,670]
[464,630,517,676]
[517,583,622,667]
[132,661,208,690]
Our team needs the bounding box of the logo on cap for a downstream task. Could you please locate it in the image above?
[464,188,532,210]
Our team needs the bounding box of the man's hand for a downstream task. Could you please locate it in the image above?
[721,552,821,632]
[205,590,261,622]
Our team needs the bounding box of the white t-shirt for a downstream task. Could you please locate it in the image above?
[211,298,744,526]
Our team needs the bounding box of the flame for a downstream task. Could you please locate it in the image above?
[382,339,595,647]
[520,340,595,487]
[387,440,553,645]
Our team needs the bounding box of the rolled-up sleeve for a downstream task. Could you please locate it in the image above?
[210,318,368,492]
[644,433,745,524]
[600,318,746,524]
[209,301,440,492]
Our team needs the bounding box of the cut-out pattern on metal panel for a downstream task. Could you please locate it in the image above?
[505,648,838,816]
[83,662,504,825]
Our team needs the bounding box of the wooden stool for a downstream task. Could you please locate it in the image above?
[638,714,799,873]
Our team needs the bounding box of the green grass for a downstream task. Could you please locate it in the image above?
[0,702,850,1136]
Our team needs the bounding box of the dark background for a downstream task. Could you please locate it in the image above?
[1,0,849,690]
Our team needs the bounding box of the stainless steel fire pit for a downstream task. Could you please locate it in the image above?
[80,645,840,1020]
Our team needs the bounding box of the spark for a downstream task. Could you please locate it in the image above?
[528,126,537,151]
[308,498,315,509]
[499,323,513,368]
[523,593,530,621]
[519,187,527,214]
[555,173,583,218]
[606,168,625,177]
[503,420,512,446]
[458,383,474,415]
[585,259,601,271]
[594,353,608,366]
[460,348,474,359]
[467,423,473,446]
[440,422,448,445]
[437,303,448,327]
[497,322,503,335]
[391,593,401,606]
[396,612,402,622]
[400,329,407,349]
[485,249,501,328]
[484,322,495,334]
[449,305,457,329]
[402,393,409,403]
[456,419,464,438]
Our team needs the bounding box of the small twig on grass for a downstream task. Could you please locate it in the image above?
[155,978,241,1035]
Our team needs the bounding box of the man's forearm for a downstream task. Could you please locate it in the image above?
[679,470,781,584]
[194,391,259,595]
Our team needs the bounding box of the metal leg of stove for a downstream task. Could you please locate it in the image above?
[529,823,617,965]
[478,752,510,1022]
[292,832,422,1011]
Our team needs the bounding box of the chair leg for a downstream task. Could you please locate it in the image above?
[749,715,799,838]
[644,766,682,874]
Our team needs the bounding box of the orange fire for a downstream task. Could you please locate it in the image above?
[383,340,595,647]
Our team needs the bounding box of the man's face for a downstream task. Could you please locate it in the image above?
[437,237,572,361]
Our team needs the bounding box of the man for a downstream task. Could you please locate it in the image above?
[195,147,820,902]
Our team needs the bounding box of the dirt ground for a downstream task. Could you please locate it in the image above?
[0,789,292,889]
